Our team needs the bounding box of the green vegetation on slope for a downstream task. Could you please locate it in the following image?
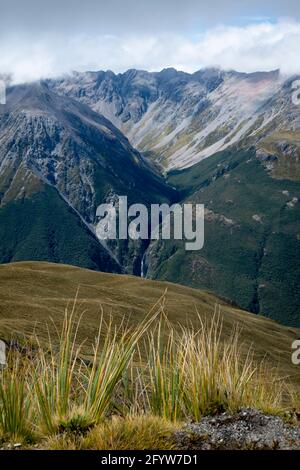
[0,185,120,273]
[0,81,177,276]
[145,148,300,327]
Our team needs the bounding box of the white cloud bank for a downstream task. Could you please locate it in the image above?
[1,20,300,83]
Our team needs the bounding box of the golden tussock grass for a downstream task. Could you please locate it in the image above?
[0,291,298,449]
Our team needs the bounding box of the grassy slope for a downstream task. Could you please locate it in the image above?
[147,148,300,327]
[0,261,299,386]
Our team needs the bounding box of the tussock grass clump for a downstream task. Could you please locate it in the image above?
[0,352,33,442]
[52,407,95,436]
[140,313,285,421]
[0,295,296,448]
[82,415,177,450]
[29,293,163,435]
[47,415,177,450]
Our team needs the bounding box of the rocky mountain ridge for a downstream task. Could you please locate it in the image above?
[0,81,174,273]
[48,68,300,174]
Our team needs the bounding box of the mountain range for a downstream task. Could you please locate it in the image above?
[48,68,300,176]
[0,68,299,327]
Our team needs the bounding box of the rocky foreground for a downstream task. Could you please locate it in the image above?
[175,409,300,450]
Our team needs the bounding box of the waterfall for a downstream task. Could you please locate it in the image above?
[141,252,147,278]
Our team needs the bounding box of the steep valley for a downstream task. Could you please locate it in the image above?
[0,70,300,327]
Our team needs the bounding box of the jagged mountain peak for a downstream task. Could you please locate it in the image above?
[3,80,128,140]
[0,80,175,274]
[4,81,62,114]
[47,66,287,170]
[0,81,174,212]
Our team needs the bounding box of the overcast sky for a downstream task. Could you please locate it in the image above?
[0,0,300,82]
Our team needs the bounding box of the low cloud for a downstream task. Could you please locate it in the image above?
[1,20,299,83]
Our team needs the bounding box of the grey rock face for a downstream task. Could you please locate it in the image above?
[0,82,175,273]
[47,68,299,170]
